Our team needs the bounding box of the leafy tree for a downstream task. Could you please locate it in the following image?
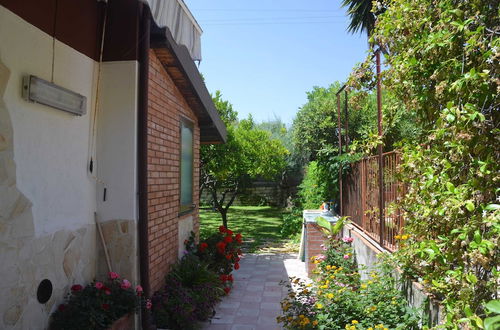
[201,94,288,227]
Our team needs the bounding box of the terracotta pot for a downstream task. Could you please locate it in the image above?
[108,314,133,330]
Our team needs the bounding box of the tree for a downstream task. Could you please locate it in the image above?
[341,0,387,37]
[201,94,288,227]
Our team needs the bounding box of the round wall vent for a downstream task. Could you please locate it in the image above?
[37,279,53,304]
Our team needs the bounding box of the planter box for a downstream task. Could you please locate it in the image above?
[109,314,133,330]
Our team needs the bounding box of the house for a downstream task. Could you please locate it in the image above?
[0,0,226,328]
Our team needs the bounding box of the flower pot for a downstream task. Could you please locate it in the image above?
[108,314,133,330]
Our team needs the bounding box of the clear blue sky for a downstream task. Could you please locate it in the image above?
[185,0,368,125]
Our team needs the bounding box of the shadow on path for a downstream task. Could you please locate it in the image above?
[202,252,309,330]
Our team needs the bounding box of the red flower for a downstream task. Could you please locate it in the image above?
[71,284,83,292]
[226,229,233,236]
[198,242,208,252]
[103,287,111,295]
[234,262,240,270]
[237,249,243,256]
[235,257,240,262]
[224,235,233,243]
[220,274,227,282]
[235,233,243,244]
[225,254,233,260]
[95,282,104,290]
[102,303,110,310]
[227,274,233,282]
[216,241,226,254]
[224,287,231,295]
[219,225,226,233]
[146,299,152,310]
[58,304,66,312]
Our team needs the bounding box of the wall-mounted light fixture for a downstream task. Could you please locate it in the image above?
[22,75,87,116]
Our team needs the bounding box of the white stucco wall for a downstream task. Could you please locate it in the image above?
[96,61,139,222]
[0,5,97,236]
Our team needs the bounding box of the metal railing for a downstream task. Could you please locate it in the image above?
[342,151,404,251]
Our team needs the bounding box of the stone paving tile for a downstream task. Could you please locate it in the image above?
[202,252,309,330]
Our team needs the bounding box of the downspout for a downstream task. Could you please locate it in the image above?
[138,2,151,329]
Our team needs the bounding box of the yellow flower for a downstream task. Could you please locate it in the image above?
[395,235,401,240]
[401,234,409,240]
[299,314,305,319]
[326,265,332,270]
[361,284,367,289]
[370,306,377,311]
[317,290,323,295]
[316,303,324,309]
[368,328,374,330]
[326,293,334,299]
[313,320,319,326]
[320,285,328,289]
[352,320,359,324]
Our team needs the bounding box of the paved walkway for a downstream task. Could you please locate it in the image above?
[202,252,309,330]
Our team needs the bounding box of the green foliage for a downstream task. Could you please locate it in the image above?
[360,0,500,327]
[315,216,349,237]
[299,152,363,210]
[278,237,420,329]
[484,300,500,330]
[201,93,288,227]
[280,208,303,238]
[50,273,144,330]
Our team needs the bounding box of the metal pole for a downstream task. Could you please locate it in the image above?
[376,49,385,247]
[344,90,349,151]
[337,94,343,216]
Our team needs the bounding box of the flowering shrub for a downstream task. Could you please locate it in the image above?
[278,237,420,329]
[187,227,243,294]
[151,254,224,329]
[152,230,243,329]
[50,272,146,330]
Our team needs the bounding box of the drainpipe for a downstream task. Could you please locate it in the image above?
[138,2,151,329]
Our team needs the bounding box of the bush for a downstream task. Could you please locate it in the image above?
[188,227,243,278]
[50,272,145,330]
[278,236,421,330]
[151,255,224,329]
[280,208,303,238]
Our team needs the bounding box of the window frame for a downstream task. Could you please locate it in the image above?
[178,116,195,215]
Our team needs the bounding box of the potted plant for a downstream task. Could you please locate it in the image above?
[50,272,150,330]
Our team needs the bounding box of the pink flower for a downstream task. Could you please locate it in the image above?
[146,299,152,310]
[121,279,131,289]
[342,237,354,243]
[95,282,104,289]
[108,272,119,279]
[136,285,143,296]
[316,254,326,261]
[343,254,350,259]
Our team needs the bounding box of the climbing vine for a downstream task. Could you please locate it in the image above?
[354,0,500,328]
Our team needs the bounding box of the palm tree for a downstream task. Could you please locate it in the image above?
[341,0,385,36]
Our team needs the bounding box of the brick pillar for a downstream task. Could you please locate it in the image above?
[305,223,327,276]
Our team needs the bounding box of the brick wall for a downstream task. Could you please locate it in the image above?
[306,223,327,275]
[147,49,200,292]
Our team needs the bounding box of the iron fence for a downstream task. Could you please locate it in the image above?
[342,151,404,251]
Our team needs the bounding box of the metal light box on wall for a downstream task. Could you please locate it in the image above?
[22,75,87,116]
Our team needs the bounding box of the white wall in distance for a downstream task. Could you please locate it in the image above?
[0,5,97,236]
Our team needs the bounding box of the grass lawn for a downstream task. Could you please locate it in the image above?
[199,205,296,253]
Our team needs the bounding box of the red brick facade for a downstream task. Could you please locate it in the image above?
[306,223,327,275]
[147,49,200,292]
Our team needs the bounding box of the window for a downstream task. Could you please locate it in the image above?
[179,118,194,213]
